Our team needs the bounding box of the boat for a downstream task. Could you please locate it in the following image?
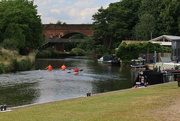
[130,58,146,69]
[97,55,120,65]
[133,68,180,88]
[97,57,103,62]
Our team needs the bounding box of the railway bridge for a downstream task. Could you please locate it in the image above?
[43,24,94,51]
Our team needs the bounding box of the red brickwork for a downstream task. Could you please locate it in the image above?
[43,24,94,39]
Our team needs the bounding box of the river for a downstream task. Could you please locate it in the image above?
[0,56,136,108]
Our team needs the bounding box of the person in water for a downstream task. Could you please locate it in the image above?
[61,64,66,70]
[46,65,52,71]
[74,67,79,72]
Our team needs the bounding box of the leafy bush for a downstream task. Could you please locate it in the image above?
[2,39,18,50]
[0,63,11,74]
[36,50,51,58]
[36,50,68,58]
[11,58,32,72]
[70,48,85,56]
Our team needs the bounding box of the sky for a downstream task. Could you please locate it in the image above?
[33,0,120,24]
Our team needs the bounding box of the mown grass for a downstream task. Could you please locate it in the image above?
[0,82,179,121]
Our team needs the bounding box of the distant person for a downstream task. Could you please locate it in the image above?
[143,55,146,60]
[74,67,79,72]
[61,64,66,70]
[46,65,52,71]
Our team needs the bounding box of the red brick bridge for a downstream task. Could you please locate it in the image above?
[43,24,94,51]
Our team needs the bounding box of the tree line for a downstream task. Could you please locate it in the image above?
[92,0,180,54]
[0,0,179,59]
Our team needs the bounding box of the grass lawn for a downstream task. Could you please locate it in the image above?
[0,82,180,121]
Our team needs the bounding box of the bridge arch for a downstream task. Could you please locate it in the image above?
[43,24,94,39]
[42,24,94,51]
[61,32,87,38]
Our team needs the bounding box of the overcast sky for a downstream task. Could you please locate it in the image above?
[33,0,120,24]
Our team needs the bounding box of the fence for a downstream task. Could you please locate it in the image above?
[139,53,171,62]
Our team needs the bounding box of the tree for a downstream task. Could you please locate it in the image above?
[134,14,156,40]
[0,0,44,54]
[56,20,67,25]
[137,0,180,37]
[92,0,141,53]
[159,0,180,35]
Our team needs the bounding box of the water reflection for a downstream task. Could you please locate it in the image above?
[0,56,136,107]
[0,72,40,107]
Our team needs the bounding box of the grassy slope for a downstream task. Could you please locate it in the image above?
[0,47,35,65]
[0,82,180,121]
[0,48,18,64]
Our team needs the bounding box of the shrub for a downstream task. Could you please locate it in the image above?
[2,39,18,50]
[11,58,32,72]
[0,63,11,74]
[36,50,51,58]
[70,48,85,56]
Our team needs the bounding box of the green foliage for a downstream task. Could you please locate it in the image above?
[0,0,44,53]
[134,14,156,40]
[116,42,171,61]
[36,50,67,58]
[64,43,78,51]
[92,0,142,50]
[56,20,66,24]
[11,58,32,72]
[0,51,3,55]
[70,48,85,56]
[77,37,95,51]
[36,50,52,58]
[92,0,180,55]
[136,0,180,39]
[0,63,11,74]
[2,38,18,50]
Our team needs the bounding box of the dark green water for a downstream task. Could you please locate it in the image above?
[0,56,137,108]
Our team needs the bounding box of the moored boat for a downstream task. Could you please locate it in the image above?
[130,58,146,69]
[97,55,120,65]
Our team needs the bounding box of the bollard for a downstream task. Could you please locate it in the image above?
[0,105,3,111]
[87,93,91,97]
[178,80,180,87]
[4,105,6,110]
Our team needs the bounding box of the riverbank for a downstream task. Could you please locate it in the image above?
[0,82,179,121]
[0,47,35,73]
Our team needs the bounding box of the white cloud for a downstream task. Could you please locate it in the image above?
[50,9,60,13]
[74,0,97,8]
[34,0,120,24]
[49,5,99,24]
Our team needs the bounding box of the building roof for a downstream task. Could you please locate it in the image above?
[149,35,180,46]
[149,35,180,41]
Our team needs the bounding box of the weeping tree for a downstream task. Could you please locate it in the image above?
[0,0,44,54]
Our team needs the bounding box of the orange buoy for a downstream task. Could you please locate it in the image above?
[61,65,66,70]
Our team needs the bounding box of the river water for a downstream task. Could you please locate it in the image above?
[0,56,136,108]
